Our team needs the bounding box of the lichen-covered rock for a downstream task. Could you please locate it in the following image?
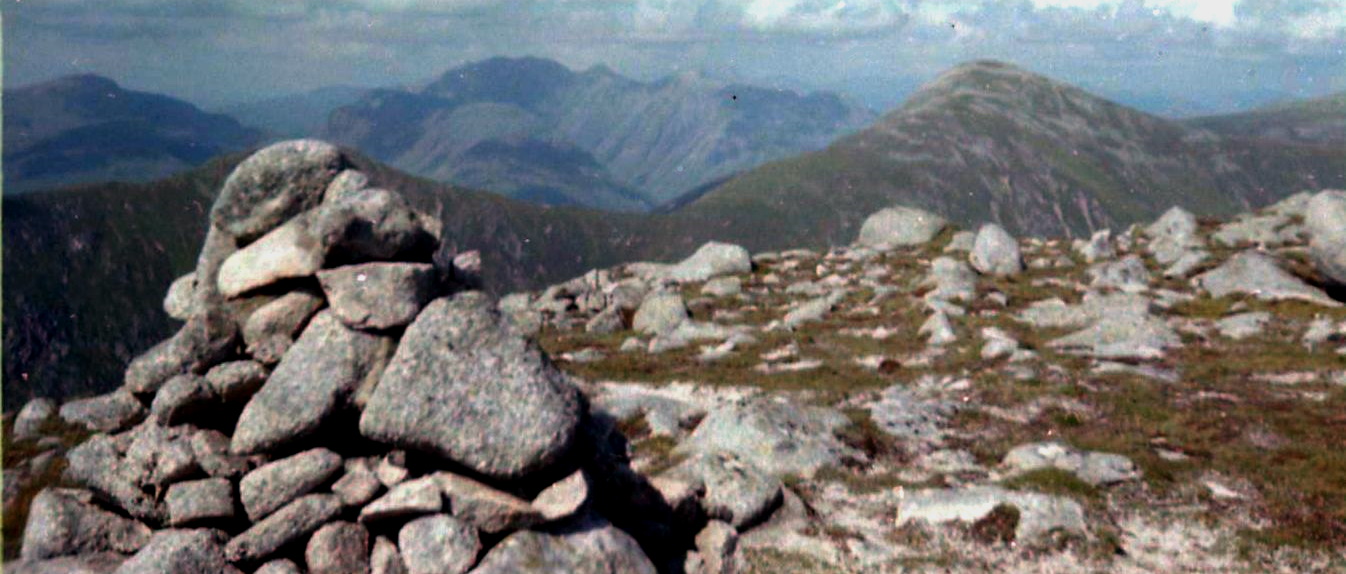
[204,360,268,403]
[21,488,152,561]
[242,290,325,365]
[632,292,689,335]
[211,139,345,242]
[232,312,392,455]
[163,273,198,321]
[1305,190,1346,285]
[661,452,783,530]
[856,206,948,249]
[165,478,237,526]
[896,485,1087,543]
[360,293,582,481]
[217,212,327,298]
[317,262,438,330]
[676,398,852,478]
[123,316,238,396]
[1196,251,1338,306]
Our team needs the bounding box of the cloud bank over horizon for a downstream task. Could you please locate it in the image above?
[4,0,1343,115]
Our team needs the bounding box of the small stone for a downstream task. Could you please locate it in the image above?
[211,139,345,242]
[240,448,343,521]
[255,559,302,574]
[360,476,443,523]
[164,273,198,321]
[662,452,783,530]
[702,277,743,298]
[433,472,540,534]
[667,242,752,283]
[632,292,689,335]
[532,470,589,522]
[124,316,238,395]
[166,478,237,526]
[919,312,957,346]
[333,465,383,508]
[471,515,656,574]
[398,514,481,574]
[370,536,407,574]
[242,290,325,365]
[13,398,57,440]
[59,390,146,433]
[225,494,343,564]
[318,262,439,330]
[1216,312,1272,340]
[306,521,370,574]
[694,520,738,574]
[205,360,269,403]
[970,223,1023,276]
[150,374,216,426]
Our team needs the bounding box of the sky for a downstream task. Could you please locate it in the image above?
[4,0,1344,116]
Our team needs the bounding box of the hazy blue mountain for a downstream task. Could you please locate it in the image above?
[1185,92,1346,145]
[3,74,263,194]
[218,85,372,137]
[323,56,877,210]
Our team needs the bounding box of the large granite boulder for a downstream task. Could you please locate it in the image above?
[856,206,948,249]
[1306,190,1346,285]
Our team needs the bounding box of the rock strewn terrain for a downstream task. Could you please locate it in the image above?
[6,139,1346,572]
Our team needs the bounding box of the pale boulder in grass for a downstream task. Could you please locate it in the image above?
[667,242,752,282]
[856,206,948,249]
[1306,190,1346,285]
[969,223,1023,276]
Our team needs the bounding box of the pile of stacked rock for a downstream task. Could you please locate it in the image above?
[10,140,739,574]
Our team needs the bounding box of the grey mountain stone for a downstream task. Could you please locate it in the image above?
[332,463,383,508]
[532,470,590,523]
[165,478,237,526]
[677,398,851,478]
[232,311,391,455]
[1215,312,1272,340]
[318,262,438,330]
[667,242,751,283]
[1075,229,1116,262]
[1001,441,1141,486]
[584,306,625,334]
[225,494,343,564]
[204,360,268,404]
[150,374,215,426]
[217,211,327,298]
[211,139,345,243]
[370,536,407,574]
[314,187,438,264]
[191,429,256,479]
[114,529,238,574]
[242,290,325,365]
[1196,251,1338,306]
[1145,206,1202,265]
[856,206,948,249]
[59,390,146,434]
[255,559,302,574]
[944,230,976,252]
[360,476,443,523]
[5,553,128,574]
[397,514,481,574]
[924,257,978,302]
[970,223,1023,276]
[662,452,784,529]
[1049,312,1180,360]
[240,448,343,521]
[471,515,656,574]
[432,472,541,534]
[1306,190,1346,285]
[325,169,371,203]
[164,273,197,321]
[21,488,152,561]
[702,276,743,298]
[1088,255,1151,292]
[361,293,582,480]
[783,292,843,329]
[896,486,1086,542]
[919,312,957,346]
[14,397,57,440]
[693,520,738,574]
[1162,249,1209,279]
[124,316,238,395]
[305,521,370,574]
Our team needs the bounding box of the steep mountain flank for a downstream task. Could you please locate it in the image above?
[322,57,875,209]
[3,75,263,193]
[687,60,1346,244]
[1185,91,1346,145]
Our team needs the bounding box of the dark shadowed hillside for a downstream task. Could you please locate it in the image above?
[1185,91,1346,145]
[2,75,264,193]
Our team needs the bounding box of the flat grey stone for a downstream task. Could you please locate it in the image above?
[21,488,152,561]
[124,316,238,395]
[164,273,198,321]
[254,559,302,574]
[856,206,948,249]
[702,277,743,298]
[693,520,738,574]
[59,391,145,434]
[232,311,391,455]
[225,494,343,564]
[667,242,751,283]
[240,448,343,521]
[217,212,326,298]
[332,464,383,508]
[5,552,128,574]
[1001,441,1141,486]
[1088,255,1151,292]
[397,514,480,574]
[360,476,443,523]
[325,169,371,203]
[165,478,237,526]
[360,293,582,481]
[318,262,438,330]
[1308,190,1346,285]
[1196,251,1338,306]
[896,486,1086,543]
[532,470,589,523]
[191,429,256,479]
[14,397,57,440]
[1216,312,1272,340]
[432,472,540,534]
[471,515,656,574]
[675,398,852,478]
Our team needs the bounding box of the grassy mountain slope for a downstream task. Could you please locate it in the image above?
[687,60,1346,245]
[1185,91,1346,145]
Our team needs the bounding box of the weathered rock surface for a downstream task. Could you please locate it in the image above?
[360,293,582,480]
[21,488,152,561]
[240,448,343,521]
[471,515,658,574]
[667,242,752,283]
[676,398,852,477]
[1196,251,1337,306]
[317,262,438,330]
[1306,190,1346,285]
[58,391,145,433]
[225,494,343,564]
[397,514,481,574]
[210,139,345,242]
[969,223,1023,276]
[114,528,239,574]
[305,521,370,574]
[856,206,948,249]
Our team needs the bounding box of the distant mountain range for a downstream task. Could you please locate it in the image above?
[321,57,877,210]
[3,75,264,194]
[217,85,372,138]
[5,59,1346,409]
[1185,91,1346,145]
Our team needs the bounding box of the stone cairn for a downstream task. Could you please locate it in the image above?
[11,140,719,574]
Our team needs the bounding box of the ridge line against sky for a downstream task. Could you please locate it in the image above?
[3,0,1343,116]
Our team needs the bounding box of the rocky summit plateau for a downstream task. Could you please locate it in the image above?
[6,140,1346,573]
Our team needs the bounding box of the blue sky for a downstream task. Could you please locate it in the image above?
[4,0,1343,116]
